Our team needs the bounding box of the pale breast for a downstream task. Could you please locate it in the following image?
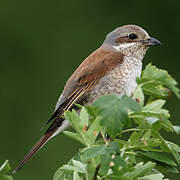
[87,56,142,104]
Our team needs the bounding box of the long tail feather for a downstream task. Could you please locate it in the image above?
[12,129,56,174]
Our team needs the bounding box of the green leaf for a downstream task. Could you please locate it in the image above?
[107,175,133,180]
[159,119,174,132]
[137,173,164,180]
[145,138,161,148]
[0,161,11,175]
[99,154,111,176]
[152,132,171,152]
[129,131,144,144]
[106,142,120,154]
[53,169,69,180]
[64,110,83,132]
[166,141,180,152]
[72,160,86,174]
[113,155,127,168]
[63,131,85,146]
[81,142,120,162]
[79,107,89,127]
[60,165,75,172]
[145,117,159,125]
[173,125,180,134]
[141,83,170,98]
[142,99,170,119]
[143,99,166,109]
[166,141,180,165]
[133,86,145,106]
[93,94,141,137]
[86,116,101,145]
[128,162,155,178]
[86,160,95,180]
[59,160,86,175]
[53,153,81,180]
[81,145,106,162]
[73,171,81,180]
[139,63,180,98]
[156,162,179,174]
[64,110,90,146]
[138,151,177,166]
[0,175,13,180]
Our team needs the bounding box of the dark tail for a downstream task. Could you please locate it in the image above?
[12,130,55,174]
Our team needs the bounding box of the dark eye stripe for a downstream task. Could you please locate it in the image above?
[115,34,140,44]
[115,36,134,43]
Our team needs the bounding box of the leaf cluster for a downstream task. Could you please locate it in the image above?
[53,64,180,180]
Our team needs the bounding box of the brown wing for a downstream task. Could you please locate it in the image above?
[45,48,124,132]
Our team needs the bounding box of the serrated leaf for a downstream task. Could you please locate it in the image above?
[139,63,180,98]
[143,100,170,119]
[93,95,141,137]
[64,110,82,132]
[138,151,177,166]
[86,116,101,145]
[64,110,91,146]
[63,131,85,146]
[143,100,165,111]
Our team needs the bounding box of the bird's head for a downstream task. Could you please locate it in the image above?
[103,25,161,59]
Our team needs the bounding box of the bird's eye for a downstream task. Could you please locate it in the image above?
[128,33,138,40]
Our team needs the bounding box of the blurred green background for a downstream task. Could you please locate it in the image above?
[0,0,180,179]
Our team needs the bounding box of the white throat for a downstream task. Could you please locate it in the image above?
[113,42,137,51]
[113,42,148,60]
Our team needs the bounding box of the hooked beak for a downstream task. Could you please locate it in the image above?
[143,37,161,47]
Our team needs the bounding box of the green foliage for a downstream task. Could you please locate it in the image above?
[0,160,13,180]
[53,64,180,180]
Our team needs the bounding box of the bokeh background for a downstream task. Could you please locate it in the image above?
[0,0,180,179]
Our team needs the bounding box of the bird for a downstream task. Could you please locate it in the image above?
[13,25,161,173]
